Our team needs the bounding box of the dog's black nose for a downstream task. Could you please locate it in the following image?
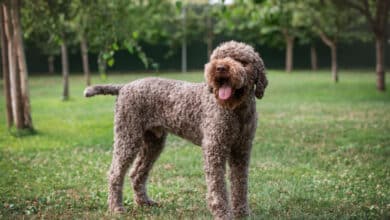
[216,65,227,73]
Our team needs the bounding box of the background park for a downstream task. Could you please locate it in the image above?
[0,0,389,219]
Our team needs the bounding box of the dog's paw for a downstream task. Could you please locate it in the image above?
[232,207,250,218]
[109,205,126,214]
[135,198,159,207]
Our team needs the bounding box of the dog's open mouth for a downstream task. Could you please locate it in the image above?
[214,76,245,102]
[215,77,233,100]
[218,84,232,100]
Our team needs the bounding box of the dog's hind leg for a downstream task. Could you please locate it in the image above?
[130,127,167,206]
[108,112,143,213]
[108,138,141,212]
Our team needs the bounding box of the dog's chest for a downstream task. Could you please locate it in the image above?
[235,104,257,139]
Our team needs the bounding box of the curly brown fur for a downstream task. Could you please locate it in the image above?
[84,84,124,97]
[84,41,267,220]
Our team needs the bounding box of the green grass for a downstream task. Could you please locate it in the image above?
[0,70,389,219]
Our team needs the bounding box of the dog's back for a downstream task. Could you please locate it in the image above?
[87,77,207,145]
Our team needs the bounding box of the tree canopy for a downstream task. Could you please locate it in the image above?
[15,0,390,89]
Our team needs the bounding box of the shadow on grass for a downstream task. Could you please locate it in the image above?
[8,127,37,137]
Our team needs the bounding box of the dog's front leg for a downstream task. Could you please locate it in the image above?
[202,141,231,220]
[229,143,251,217]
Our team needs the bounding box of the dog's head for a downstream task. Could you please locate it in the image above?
[204,41,268,109]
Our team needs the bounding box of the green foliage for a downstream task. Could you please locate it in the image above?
[22,0,174,70]
[162,3,208,52]
[214,0,262,44]
[70,0,171,75]
[20,0,376,69]
[1,72,389,219]
[294,0,366,43]
[257,0,304,47]
[22,0,72,55]
[215,0,304,47]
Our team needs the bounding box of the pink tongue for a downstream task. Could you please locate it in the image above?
[218,85,232,100]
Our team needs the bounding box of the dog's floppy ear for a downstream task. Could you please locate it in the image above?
[254,56,268,99]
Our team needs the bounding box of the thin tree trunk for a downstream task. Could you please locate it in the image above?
[61,38,69,100]
[310,44,318,71]
[330,44,338,83]
[3,2,23,129]
[206,13,213,58]
[375,35,385,91]
[283,31,294,73]
[181,6,187,73]
[80,35,91,86]
[48,55,54,74]
[0,4,13,128]
[319,31,338,83]
[182,38,187,73]
[12,0,32,128]
[206,37,212,59]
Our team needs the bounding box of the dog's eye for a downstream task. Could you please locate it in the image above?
[237,60,248,67]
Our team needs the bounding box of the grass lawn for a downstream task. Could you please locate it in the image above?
[0,70,389,219]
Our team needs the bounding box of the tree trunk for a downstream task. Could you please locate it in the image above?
[3,2,23,129]
[48,55,54,74]
[284,34,294,73]
[330,44,338,83]
[181,6,187,73]
[341,0,389,90]
[80,35,91,86]
[206,13,213,59]
[319,31,338,83]
[206,37,212,59]
[310,44,318,71]
[12,0,33,129]
[181,38,187,73]
[0,4,13,128]
[375,35,385,91]
[9,41,24,129]
[61,38,69,100]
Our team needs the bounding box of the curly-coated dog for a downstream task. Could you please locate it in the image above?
[84,41,268,219]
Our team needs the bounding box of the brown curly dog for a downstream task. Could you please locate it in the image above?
[84,41,268,219]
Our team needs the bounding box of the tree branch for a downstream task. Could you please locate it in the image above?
[318,30,335,48]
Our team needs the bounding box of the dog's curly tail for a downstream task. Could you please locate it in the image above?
[84,84,124,97]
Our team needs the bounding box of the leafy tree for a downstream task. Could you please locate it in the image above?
[218,0,300,73]
[215,0,263,45]
[23,0,76,100]
[294,0,364,82]
[23,0,173,92]
[86,0,172,77]
[258,0,301,73]
[337,0,390,91]
[70,0,94,85]
[294,27,320,71]
[22,3,60,74]
[162,2,208,72]
[203,4,219,58]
